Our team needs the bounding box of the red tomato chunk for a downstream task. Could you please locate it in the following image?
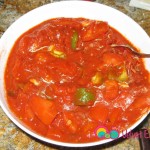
[5,18,150,143]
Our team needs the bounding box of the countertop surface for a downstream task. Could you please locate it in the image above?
[0,0,150,149]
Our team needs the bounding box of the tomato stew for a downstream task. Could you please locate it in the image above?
[5,18,150,143]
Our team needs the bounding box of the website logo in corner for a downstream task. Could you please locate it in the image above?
[95,126,119,139]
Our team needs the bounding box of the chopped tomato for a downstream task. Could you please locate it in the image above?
[129,93,150,110]
[29,95,58,125]
[89,104,108,123]
[82,21,109,41]
[102,52,124,66]
[63,111,78,134]
[103,80,119,100]
[108,108,122,125]
[82,120,97,133]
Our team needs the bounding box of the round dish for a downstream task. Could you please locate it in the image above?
[0,1,150,147]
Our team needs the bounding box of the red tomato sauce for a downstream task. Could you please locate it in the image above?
[5,18,150,143]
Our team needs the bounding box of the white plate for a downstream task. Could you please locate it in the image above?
[0,1,150,147]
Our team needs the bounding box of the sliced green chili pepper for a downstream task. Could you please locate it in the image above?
[71,31,78,50]
[74,88,95,106]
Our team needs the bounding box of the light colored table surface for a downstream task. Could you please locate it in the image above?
[0,0,150,149]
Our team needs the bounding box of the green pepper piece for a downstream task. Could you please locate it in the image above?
[117,67,128,82]
[74,88,95,106]
[48,45,66,59]
[91,72,103,85]
[50,49,66,58]
[71,31,78,49]
[108,66,128,82]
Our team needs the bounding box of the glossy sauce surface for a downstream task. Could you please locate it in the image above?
[5,18,150,143]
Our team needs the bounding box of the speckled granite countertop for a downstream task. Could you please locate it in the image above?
[0,0,150,149]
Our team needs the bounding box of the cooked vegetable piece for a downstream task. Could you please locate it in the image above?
[50,50,66,58]
[108,108,122,125]
[71,31,78,49]
[82,21,109,41]
[108,65,128,83]
[91,72,103,85]
[82,121,97,133]
[30,78,40,86]
[103,80,119,100]
[63,111,78,133]
[29,96,57,125]
[89,104,108,122]
[74,88,95,105]
[129,93,150,110]
[117,66,128,82]
[48,45,66,58]
[102,52,124,66]
[118,82,129,88]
